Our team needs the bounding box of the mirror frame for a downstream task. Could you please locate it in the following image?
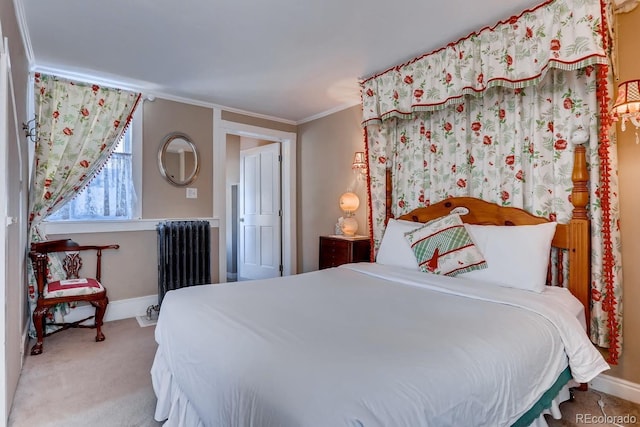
[157,132,201,187]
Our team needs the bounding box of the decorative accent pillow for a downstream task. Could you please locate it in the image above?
[375,218,423,270]
[458,222,557,293]
[45,278,104,298]
[404,214,488,276]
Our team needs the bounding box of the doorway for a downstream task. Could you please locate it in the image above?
[214,110,297,283]
[225,137,282,281]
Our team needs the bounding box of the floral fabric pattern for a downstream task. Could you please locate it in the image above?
[27,73,140,336]
[361,0,607,124]
[366,70,595,255]
[362,0,622,358]
[44,279,104,298]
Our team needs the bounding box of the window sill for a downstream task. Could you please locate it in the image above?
[42,218,220,235]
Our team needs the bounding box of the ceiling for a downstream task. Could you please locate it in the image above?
[17,0,542,124]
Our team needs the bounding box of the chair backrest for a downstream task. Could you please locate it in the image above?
[29,239,120,297]
[30,239,81,279]
[30,238,80,254]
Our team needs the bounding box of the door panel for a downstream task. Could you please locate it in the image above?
[243,225,257,265]
[260,226,274,266]
[244,155,258,214]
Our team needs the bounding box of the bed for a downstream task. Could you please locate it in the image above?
[151,146,609,426]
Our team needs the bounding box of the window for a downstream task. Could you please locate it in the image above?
[48,126,138,221]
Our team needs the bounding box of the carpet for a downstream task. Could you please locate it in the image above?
[8,318,162,427]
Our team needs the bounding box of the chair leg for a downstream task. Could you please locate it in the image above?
[93,297,108,342]
[30,306,49,355]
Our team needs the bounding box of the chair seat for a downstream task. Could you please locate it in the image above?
[44,278,105,298]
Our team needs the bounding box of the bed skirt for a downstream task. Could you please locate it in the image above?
[151,345,573,427]
[152,348,205,427]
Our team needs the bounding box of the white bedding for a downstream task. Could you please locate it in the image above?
[152,263,609,427]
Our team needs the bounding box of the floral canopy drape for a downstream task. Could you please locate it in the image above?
[27,73,140,334]
[361,0,623,362]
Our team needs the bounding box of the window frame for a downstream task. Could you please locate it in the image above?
[41,104,143,234]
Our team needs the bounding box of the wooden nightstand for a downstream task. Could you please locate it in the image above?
[319,235,371,269]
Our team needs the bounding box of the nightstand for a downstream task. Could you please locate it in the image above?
[319,235,371,269]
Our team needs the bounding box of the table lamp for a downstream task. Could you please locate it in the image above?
[339,191,360,236]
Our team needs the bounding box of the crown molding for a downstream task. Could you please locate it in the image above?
[29,64,297,126]
[296,100,361,125]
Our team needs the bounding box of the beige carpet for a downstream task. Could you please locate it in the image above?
[7,317,640,426]
[8,318,162,427]
[546,387,640,427]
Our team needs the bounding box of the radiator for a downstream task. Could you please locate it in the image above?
[156,220,211,306]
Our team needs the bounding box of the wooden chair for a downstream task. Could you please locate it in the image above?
[29,239,119,355]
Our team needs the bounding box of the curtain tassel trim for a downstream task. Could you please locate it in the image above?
[596,0,620,363]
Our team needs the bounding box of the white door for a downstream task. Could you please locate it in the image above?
[238,143,282,280]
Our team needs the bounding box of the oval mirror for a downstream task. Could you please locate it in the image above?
[158,132,200,186]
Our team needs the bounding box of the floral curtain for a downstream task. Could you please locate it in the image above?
[27,73,141,335]
[361,0,608,124]
[362,0,623,362]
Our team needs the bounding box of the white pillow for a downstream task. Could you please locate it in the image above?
[375,218,422,270]
[459,222,557,293]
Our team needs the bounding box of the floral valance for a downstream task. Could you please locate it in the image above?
[361,0,608,125]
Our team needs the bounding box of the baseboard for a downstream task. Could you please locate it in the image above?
[590,374,640,404]
[105,295,158,321]
[20,328,28,368]
[67,294,158,324]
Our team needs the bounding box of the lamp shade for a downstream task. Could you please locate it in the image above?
[612,79,640,144]
[339,192,360,213]
[612,79,640,115]
[352,151,367,170]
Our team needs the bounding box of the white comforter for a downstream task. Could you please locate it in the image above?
[152,263,609,427]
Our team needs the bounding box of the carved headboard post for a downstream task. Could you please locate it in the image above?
[569,143,591,333]
[385,168,393,224]
[571,144,589,221]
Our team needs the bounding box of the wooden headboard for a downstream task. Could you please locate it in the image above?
[385,144,591,330]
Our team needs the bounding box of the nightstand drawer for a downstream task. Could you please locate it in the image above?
[321,251,349,266]
[320,238,349,253]
[319,236,370,269]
